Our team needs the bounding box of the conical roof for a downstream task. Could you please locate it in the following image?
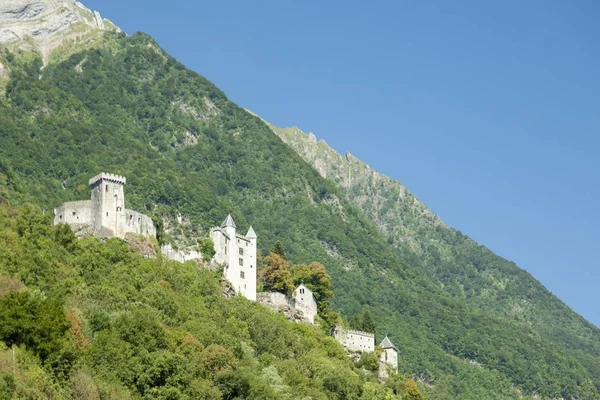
[380,336,397,350]
[221,214,236,228]
[246,226,257,238]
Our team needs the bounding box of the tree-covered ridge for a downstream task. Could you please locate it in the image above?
[0,32,599,398]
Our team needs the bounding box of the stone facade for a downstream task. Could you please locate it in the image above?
[211,215,257,301]
[54,173,156,239]
[293,284,318,324]
[331,326,375,353]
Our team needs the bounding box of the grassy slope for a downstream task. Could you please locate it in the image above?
[0,32,598,398]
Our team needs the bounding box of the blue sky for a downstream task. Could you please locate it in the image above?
[84,0,600,326]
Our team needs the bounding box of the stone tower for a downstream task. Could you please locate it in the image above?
[89,173,126,238]
[211,215,257,301]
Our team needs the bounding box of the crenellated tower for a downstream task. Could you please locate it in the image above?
[89,173,127,238]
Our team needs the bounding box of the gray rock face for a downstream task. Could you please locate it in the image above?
[0,0,119,62]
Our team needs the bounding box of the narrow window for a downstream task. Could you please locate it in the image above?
[106,212,108,216]
[105,184,108,192]
[239,258,243,266]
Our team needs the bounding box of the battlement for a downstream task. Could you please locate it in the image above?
[89,172,126,186]
[345,329,375,338]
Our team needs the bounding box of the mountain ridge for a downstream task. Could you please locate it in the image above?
[1,3,600,397]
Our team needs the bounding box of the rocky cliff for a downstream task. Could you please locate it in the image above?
[0,0,119,62]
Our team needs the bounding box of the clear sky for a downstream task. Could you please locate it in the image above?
[84,0,600,327]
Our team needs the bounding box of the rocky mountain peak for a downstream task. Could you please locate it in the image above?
[0,0,119,62]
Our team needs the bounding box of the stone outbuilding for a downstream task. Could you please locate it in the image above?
[293,284,318,324]
[378,336,398,379]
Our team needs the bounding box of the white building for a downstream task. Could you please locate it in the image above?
[331,326,375,353]
[293,284,318,324]
[210,215,257,301]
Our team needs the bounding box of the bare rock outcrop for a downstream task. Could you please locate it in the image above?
[0,0,120,63]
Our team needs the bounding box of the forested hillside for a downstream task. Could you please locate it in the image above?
[0,31,599,398]
[0,204,419,399]
[271,124,600,383]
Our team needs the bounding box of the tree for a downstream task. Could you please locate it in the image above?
[271,240,286,259]
[290,262,334,304]
[259,252,294,295]
[199,238,216,261]
[348,310,375,333]
[0,291,70,361]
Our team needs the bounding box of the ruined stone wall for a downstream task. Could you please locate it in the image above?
[160,244,201,263]
[125,209,156,238]
[53,200,93,234]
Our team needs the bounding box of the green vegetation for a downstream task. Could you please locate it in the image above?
[0,205,418,399]
[0,32,599,398]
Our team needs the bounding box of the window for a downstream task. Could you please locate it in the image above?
[239,258,243,266]
[250,265,253,269]
[59,215,63,220]
[239,248,244,256]
[300,288,305,294]
[106,212,109,216]
[72,211,76,216]
[240,271,245,279]
[105,185,108,192]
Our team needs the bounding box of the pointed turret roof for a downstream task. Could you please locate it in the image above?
[380,336,397,351]
[246,226,257,238]
[221,214,237,229]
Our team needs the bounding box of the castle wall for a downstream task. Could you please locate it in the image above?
[332,326,375,353]
[54,200,93,233]
[125,209,156,237]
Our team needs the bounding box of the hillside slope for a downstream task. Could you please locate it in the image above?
[0,204,410,399]
[270,123,600,389]
[0,21,599,399]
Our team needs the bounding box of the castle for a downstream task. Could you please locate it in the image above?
[211,214,257,301]
[53,173,156,238]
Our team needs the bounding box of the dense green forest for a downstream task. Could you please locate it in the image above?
[0,32,599,398]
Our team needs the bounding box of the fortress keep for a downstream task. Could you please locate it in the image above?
[53,173,156,239]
